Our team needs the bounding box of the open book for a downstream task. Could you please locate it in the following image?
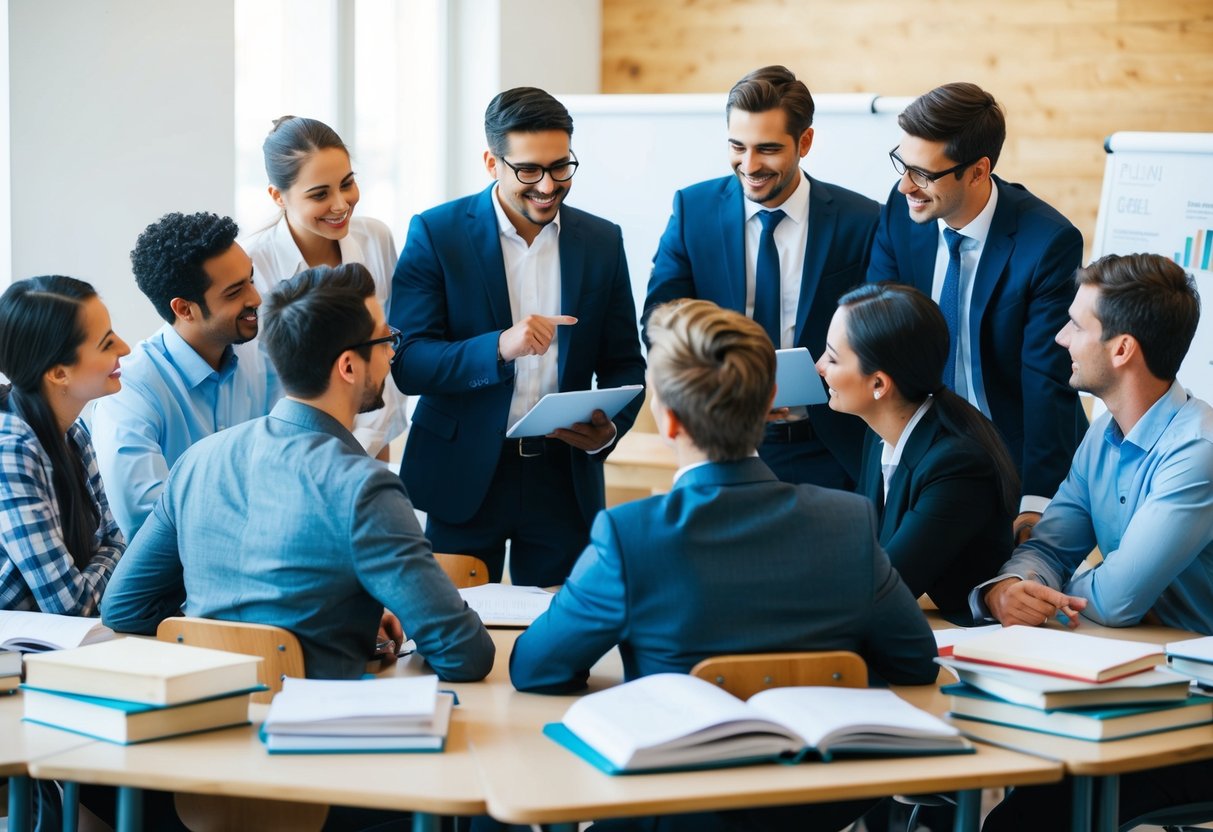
[0,610,114,653]
[458,584,554,627]
[545,673,970,774]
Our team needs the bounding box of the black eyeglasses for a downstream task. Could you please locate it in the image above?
[889,146,979,189]
[499,152,579,184]
[347,325,402,363]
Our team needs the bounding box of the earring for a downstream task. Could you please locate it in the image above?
[873,391,881,400]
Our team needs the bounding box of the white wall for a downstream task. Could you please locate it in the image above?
[9,0,236,345]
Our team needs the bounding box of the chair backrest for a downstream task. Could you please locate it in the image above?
[690,651,868,699]
[155,617,305,705]
[434,552,491,588]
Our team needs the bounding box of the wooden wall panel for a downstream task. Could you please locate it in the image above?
[601,0,1213,259]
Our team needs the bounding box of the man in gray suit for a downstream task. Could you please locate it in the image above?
[510,299,936,832]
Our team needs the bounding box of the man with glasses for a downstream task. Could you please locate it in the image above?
[645,65,879,490]
[869,83,1085,541]
[103,263,494,684]
[391,87,645,587]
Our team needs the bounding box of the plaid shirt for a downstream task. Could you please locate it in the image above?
[0,410,125,615]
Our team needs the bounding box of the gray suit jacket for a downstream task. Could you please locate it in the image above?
[510,457,938,693]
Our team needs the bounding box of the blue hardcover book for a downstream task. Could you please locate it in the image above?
[21,685,262,744]
[945,682,1213,741]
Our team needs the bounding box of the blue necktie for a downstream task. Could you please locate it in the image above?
[940,228,966,391]
[754,209,787,347]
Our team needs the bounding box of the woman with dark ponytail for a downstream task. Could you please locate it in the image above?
[0,276,131,614]
[816,282,1016,614]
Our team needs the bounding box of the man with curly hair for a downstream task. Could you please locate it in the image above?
[91,212,281,539]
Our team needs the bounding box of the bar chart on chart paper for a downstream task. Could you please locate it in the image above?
[1176,229,1213,272]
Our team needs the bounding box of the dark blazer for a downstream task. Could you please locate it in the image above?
[510,457,939,694]
[857,407,1013,614]
[867,176,1086,501]
[644,174,879,481]
[390,186,646,526]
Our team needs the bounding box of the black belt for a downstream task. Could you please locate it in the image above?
[504,437,564,458]
[763,418,815,444]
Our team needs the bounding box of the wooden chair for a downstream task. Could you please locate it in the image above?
[434,552,491,588]
[156,616,304,705]
[690,650,868,699]
[155,617,326,832]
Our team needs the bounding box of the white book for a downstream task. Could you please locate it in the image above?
[1166,636,1213,664]
[933,624,1002,654]
[264,675,441,736]
[23,638,262,705]
[0,648,21,675]
[458,584,554,627]
[950,625,1163,682]
[1168,657,1213,687]
[0,610,114,653]
[936,657,1192,710]
[263,693,454,753]
[548,673,969,774]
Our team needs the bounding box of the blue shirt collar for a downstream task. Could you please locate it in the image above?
[161,325,239,389]
[1106,379,1188,453]
[270,398,366,456]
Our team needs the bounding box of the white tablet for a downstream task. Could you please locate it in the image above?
[772,348,828,409]
[506,385,645,438]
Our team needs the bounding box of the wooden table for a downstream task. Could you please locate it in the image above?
[930,617,1213,832]
[28,698,486,832]
[440,631,1062,832]
[1,691,95,832]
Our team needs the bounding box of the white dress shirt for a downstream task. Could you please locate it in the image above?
[242,214,408,456]
[929,184,998,406]
[491,185,563,430]
[743,171,811,351]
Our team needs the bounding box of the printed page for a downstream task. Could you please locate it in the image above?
[266,675,439,734]
[459,584,554,626]
[0,610,113,651]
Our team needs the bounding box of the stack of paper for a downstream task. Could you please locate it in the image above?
[262,675,453,753]
[458,584,554,627]
[1166,636,1213,687]
[942,626,1212,741]
[22,639,262,744]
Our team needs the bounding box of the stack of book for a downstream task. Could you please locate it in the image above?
[1166,636,1213,687]
[22,638,263,744]
[940,626,1213,741]
[261,675,453,753]
[545,673,972,775]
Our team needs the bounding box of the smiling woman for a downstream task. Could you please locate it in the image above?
[0,276,130,616]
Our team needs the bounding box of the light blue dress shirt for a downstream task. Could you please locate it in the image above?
[101,399,494,681]
[90,325,281,540]
[974,381,1213,633]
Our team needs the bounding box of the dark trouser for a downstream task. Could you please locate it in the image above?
[759,421,853,491]
[982,759,1213,831]
[425,439,591,587]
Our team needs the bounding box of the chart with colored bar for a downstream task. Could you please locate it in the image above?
[1176,228,1213,272]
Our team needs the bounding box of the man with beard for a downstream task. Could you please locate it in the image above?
[868,83,1086,544]
[391,87,646,587]
[92,212,281,539]
[103,263,495,683]
[974,253,1213,830]
[645,65,879,490]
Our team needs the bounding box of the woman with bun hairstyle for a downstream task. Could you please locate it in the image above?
[0,276,130,614]
[242,115,406,460]
[816,282,1017,614]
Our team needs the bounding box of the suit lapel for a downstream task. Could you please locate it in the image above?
[557,210,583,388]
[909,220,938,295]
[967,179,1016,412]
[882,408,941,539]
[719,177,747,312]
[794,175,834,346]
[467,187,513,331]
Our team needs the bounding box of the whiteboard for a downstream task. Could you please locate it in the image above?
[557,93,909,312]
[1092,132,1213,401]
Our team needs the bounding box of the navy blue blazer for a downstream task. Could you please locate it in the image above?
[510,457,939,694]
[857,407,1013,614]
[390,186,646,526]
[644,174,879,481]
[867,176,1086,501]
